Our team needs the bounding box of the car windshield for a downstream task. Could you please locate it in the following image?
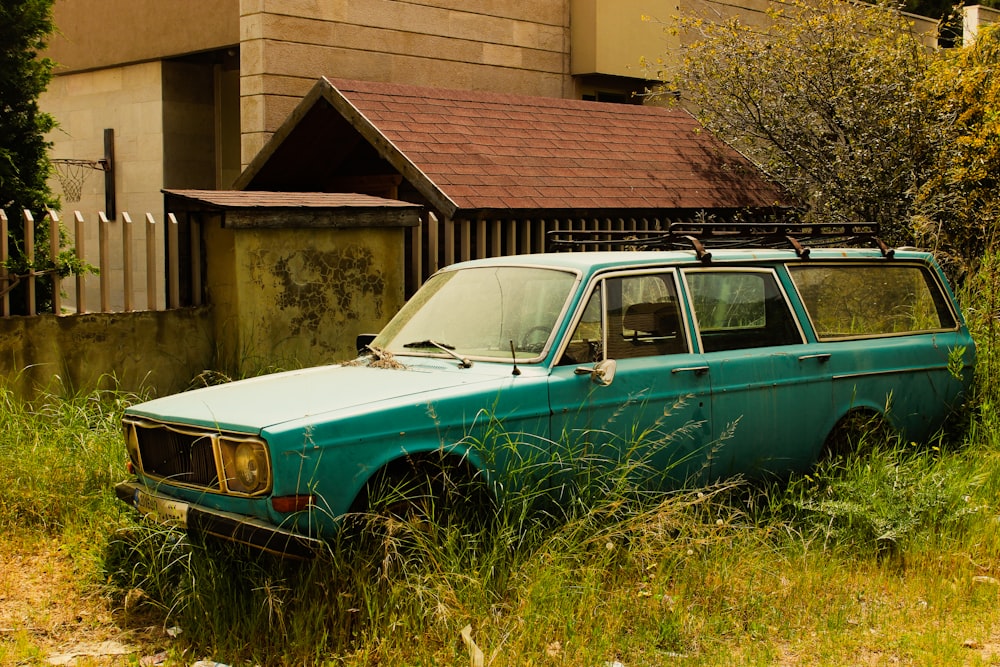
[374,265,578,361]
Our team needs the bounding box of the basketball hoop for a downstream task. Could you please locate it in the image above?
[51,158,109,203]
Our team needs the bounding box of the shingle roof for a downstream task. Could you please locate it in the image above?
[236,77,791,218]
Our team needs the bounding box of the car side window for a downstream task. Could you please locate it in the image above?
[607,273,688,359]
[787,263,958,339]
[684,270,801,352]
[560,272,688,364]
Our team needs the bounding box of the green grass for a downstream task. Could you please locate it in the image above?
[4,256,1000,665]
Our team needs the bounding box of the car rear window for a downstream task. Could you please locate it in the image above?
[787,263,958,340]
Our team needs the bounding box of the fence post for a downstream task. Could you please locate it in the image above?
[99,212,111,312]
[23,210,35,316]
[145,213,157,311]
[47,210,61,315]
[443,216,455,266]
[167,213,180,309]
[74,211,86,313]
[122,212,133,312]
[0,210,8,316]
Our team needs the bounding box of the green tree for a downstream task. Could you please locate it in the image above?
[0,0,57,213]
[657,0,1000,270]
[0,0,85,314]
[657,0,942,247]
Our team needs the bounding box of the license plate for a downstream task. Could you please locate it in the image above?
[134,489,189,528]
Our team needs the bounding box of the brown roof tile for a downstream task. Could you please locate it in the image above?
[322,78,789,214]
[236,78,792,217]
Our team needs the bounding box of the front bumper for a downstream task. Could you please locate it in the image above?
[115,481,323,559]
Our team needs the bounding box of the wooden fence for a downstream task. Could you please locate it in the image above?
[0,209,200,317]
[408,213,672,292]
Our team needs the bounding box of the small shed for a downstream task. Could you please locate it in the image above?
[235,77,792,292]
[163,189,421,372]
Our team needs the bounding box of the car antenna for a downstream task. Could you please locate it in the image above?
[509,340,521,376]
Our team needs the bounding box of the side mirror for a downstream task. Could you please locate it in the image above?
[356,333,377,354]
[592,359,617,385]
[574,359,617,386]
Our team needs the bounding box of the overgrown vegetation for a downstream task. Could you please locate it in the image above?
[653,0,1000,274]
[1,249,1000,663]
[0,0,95,314]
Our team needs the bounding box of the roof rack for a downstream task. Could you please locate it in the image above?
[546,221,893,261]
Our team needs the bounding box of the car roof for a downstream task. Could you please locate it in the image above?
[443,247,934,275]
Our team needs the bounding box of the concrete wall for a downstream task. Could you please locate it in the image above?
[162,60,219,190]
[571,0,678,78]
[239,0,573,163]
[0,308,214,399]
[41,62,167,312]
[965,5,1000,42]
[47,0,239,73]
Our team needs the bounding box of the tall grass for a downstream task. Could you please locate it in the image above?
[0,381,135,536]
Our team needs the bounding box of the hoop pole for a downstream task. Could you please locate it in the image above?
[104,128,116,219]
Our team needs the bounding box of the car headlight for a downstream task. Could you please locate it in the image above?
[220,438,270,495]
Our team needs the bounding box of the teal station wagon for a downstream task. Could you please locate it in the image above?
[116,227,975,557]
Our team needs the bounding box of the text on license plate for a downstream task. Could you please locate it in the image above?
[135,490,189,528]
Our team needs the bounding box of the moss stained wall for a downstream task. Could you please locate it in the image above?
[232,226,407,372]
[0,308,214,399]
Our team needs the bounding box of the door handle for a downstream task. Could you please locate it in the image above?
[797,353,831,363]
[671,365,709,376]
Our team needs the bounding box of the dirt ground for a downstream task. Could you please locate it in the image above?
[0,535,166,666]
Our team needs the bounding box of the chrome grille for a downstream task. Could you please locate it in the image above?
[131,421,220,489]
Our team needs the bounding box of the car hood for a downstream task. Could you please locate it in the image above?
[125,361,513,433]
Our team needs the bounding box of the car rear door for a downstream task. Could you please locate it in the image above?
[681,267,834,478]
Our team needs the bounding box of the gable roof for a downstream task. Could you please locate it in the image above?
[236,77,790,219]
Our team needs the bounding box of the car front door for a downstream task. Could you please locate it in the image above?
[548,270,714,490]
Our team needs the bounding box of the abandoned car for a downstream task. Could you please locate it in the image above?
[116,228,975,556]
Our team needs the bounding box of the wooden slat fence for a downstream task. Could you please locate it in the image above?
[407,213,670,293]
[0,209,201,317]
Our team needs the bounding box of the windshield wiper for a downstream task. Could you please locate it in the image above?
[403,339,472,368]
